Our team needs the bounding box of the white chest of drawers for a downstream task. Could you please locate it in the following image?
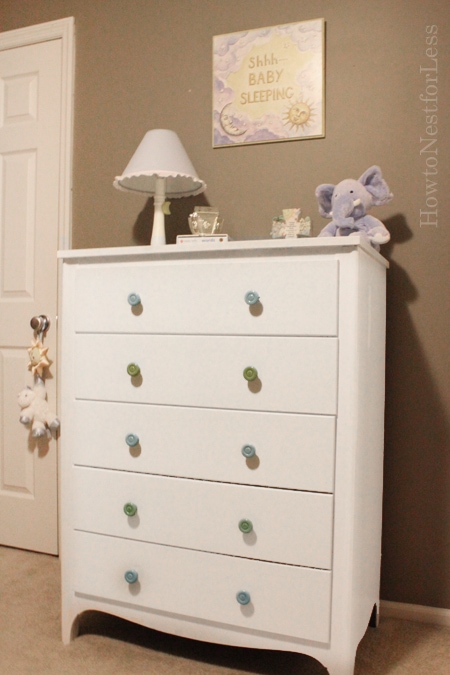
[58,237,388,675]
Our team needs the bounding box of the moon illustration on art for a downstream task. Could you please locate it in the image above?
[219,104,247,137]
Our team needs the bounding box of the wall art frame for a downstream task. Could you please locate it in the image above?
[213,18,325,148]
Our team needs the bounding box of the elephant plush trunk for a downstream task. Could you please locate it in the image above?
[331,194,361,226]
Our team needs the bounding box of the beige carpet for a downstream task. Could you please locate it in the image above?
[1,545,449,675]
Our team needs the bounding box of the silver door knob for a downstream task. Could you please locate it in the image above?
[30,315,50,334]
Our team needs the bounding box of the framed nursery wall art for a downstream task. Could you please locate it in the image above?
[213,18,325,147]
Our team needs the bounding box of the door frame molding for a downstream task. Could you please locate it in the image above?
[0,17,75,249]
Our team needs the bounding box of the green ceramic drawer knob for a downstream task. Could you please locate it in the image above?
[238,518,253,534]
[124,569,138,584]
[241,444,256,458]
[243,366,258,382]
[127,292,141,307]
[244,291,260,306]
[127,363,140,377]
[123,502,138,517]
[125,433,139,447]
[236,591,251,605]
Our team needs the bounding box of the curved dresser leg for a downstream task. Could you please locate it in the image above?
[369,602,380,628]
[326,653,356,675]
[62,612,80,644]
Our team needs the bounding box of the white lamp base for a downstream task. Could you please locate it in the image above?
[150,177,166,246]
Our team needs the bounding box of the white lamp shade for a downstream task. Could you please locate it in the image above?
[113,129,206,197]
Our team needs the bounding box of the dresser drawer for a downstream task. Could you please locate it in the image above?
[74,258,338,336]
[72,530,332,644]
[74,334,338,415]
[72,401,336,492]
[73,468,334,569]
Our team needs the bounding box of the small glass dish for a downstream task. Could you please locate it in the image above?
[188,207,223,235]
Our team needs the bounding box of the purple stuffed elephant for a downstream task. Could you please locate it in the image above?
[315,166,393,250]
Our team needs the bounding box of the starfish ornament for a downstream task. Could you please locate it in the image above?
[27,339,50,377]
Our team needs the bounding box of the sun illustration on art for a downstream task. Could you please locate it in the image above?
[282,98,315,132]
[27,339,50,377]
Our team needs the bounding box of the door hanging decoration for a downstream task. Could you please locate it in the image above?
[17,315,60,439]
[213,18,325,147]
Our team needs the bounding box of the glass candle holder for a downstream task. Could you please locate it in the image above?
[188,207,223,235]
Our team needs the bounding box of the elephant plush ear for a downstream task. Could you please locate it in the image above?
[315,183,335,217]
[359,166,393,206]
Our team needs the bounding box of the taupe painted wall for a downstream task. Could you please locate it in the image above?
[2,1,448,609]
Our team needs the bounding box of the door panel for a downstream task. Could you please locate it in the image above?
[1,349,35,493]
[0,20,74,554]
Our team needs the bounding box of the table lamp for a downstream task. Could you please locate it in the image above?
[114,129,206,245]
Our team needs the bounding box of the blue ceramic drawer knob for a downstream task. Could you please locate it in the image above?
[244,291,260,306]
[236,591,251,605]
[241,444,256,458]
[123,502,138,517]
[243,366,258,382]
[127,293,141,307]
[238,518,253,534]
[125,433,139,447]
[124,569,138,584]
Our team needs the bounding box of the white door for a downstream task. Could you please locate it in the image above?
[0,19,74,554]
